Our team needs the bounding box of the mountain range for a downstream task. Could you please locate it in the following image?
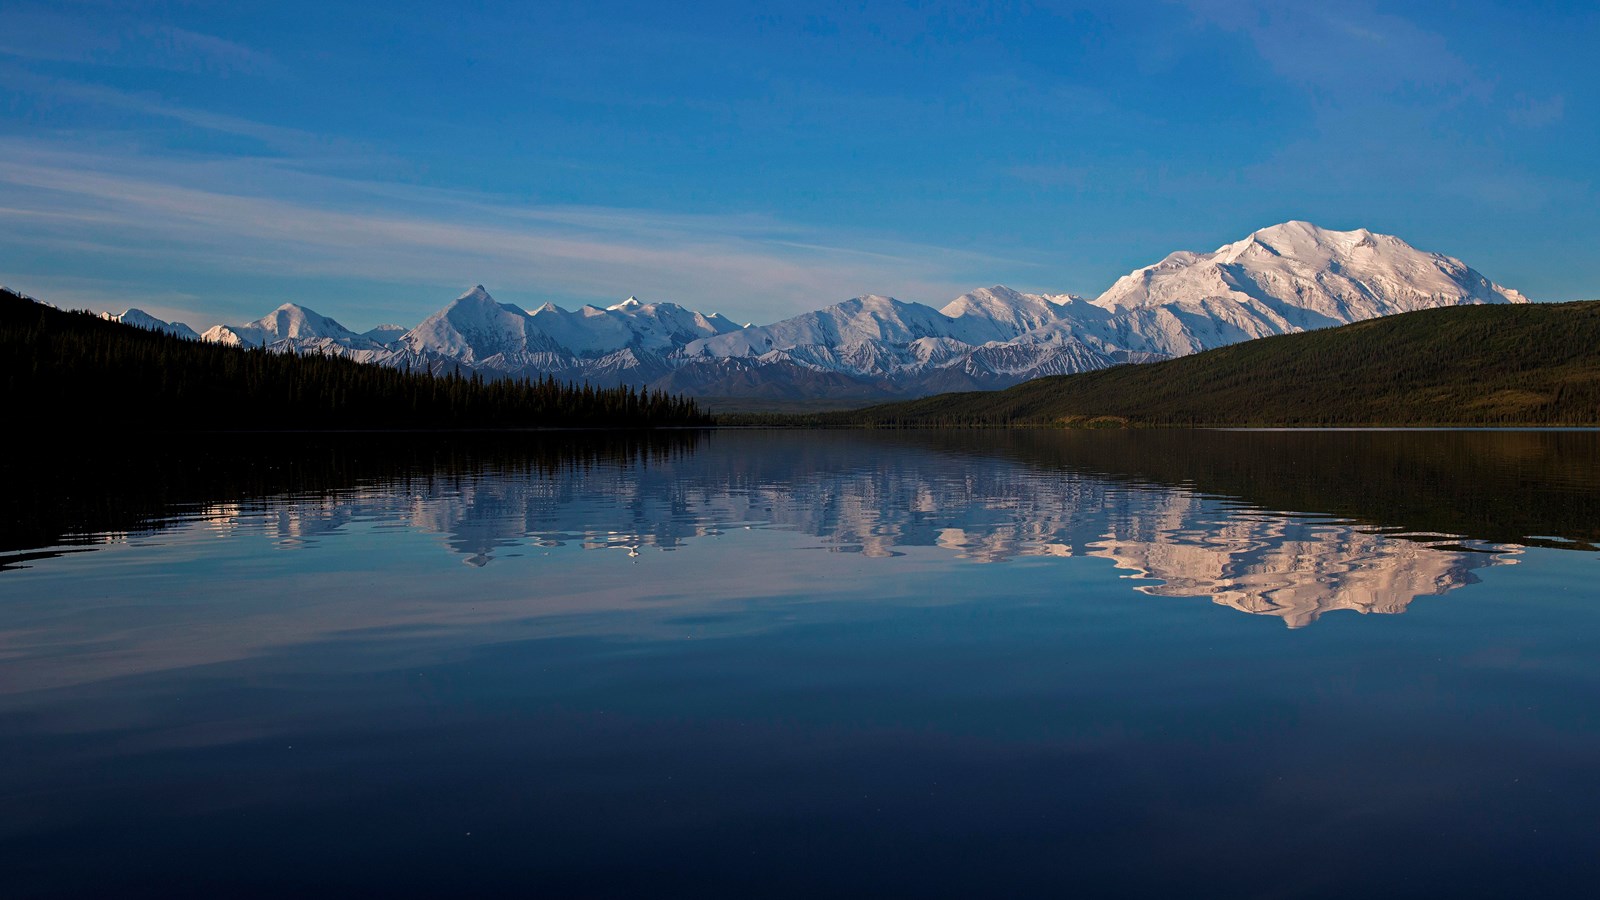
[100,221,1530,402]
[829,299,1600,427]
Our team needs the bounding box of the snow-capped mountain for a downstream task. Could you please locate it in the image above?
[200,303,385,353]
[1052,220,1530,358]
[528,295,741,355]
[174,222,1531,402]
[101,308,200,341]
[669,290,1123,392]
[396,285,565,365]
[362,324,409,343]
[1098,221,1526,315]
[687,295,971,358]
[937,286,1085,342]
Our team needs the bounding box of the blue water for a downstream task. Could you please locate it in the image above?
[1,429,1596,897]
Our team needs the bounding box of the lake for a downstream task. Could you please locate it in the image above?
[2,429,1598,897]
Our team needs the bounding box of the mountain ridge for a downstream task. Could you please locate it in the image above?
[107,222,1532,402]
[821,300,1600,427]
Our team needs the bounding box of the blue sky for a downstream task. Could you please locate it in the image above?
[1,0,1594,330]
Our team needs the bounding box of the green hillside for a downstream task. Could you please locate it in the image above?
[829,301,1600,427]
[2,289,708,430]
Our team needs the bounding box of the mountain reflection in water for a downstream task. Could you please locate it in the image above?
[5,429,1600,898]
[7,429,1593,630]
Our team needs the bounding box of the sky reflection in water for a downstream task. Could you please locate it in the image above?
[1,430,1597,897]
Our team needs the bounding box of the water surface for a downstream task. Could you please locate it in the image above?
[2,429,1597,897]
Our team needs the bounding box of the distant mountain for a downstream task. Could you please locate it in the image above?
[169,222,1532,403]
[395,285,567,367]
[1060,220,1529,357]
[827,301,1600,427]
[529,295,741,355]
[200,303,385,354]
[937,285,1085,341]
[362,324,409,343]
[688,294,969,356]
[100,308,200,341]
[5,287,708,431]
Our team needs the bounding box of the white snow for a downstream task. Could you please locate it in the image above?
[200,302,381,351]
[936,286,1084,343]
[398,285,560,364]
[102,308,201,341]
[1068,220,1529,357]
[685,294,969,358]
[189,221,1534,394]
[529,296,741,356]
[363,324,409,344]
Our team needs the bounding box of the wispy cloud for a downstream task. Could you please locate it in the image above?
[0,139,1018,327]
[1166,0,1586,221]
[0,68,320,150]
[140,25,282,77]
[0,8,283,77]
[1176,0,1482,99]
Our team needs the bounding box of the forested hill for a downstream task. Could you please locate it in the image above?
[826,300,1600,427]
[2,289,708,430]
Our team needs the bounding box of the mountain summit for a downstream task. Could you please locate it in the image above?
[1006,221,1532,359]
[101,308,201,341]
[200,303,381,351]
[176,222,1531,402]
[1095,220,1525,317]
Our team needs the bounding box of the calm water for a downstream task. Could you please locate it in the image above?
[2,429,1598,897]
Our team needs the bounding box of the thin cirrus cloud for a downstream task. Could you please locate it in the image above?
[0,140,1015,328]
[1177,0,1481,97]
[13,74,317,147]
[0,7,282,78]
[0,67,1021,327]
[4,0,1594,323]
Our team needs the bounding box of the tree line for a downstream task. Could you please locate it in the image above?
[3,289,710,431]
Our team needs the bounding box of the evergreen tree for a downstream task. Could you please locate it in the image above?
[3,289,712,432]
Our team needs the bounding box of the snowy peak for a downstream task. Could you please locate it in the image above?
[1094,221,1528,319]
[396,287,742,363]
[260,303,360,341]
[1214,221,1394,268]
[939,286,1084,343]
[686,294,962,358]
[403,286,560,362]
[363,324,408,344]
[101,308,200,341]
[201,302,376,349]
[1066,220,1533,359]
[523,294,743,356]
[438,285,513,319]
[163,221,1535,403]
[685,286,1086,358]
